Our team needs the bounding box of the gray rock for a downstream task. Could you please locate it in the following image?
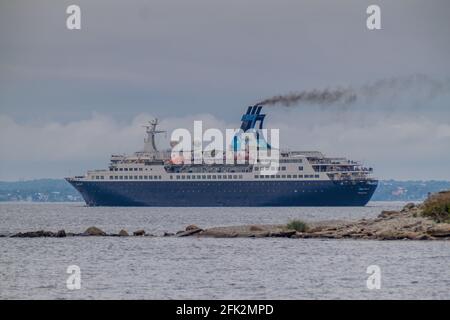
[185,224,200,231]
[269,230,297,238]
[177,228,203,237]
[402,202,416,211]
[56,230,66,237]
[11,230,55,238]
[133,230,145,236]
[83,226,106,236]
[118,229,129,236]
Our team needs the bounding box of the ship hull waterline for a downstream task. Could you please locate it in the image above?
[66,179,378,207]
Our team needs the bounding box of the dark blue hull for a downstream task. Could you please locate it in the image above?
[67,179,378,207]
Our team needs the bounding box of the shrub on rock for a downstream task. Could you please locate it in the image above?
[286,220,308,232]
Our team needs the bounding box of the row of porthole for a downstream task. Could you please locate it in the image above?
[91,175,162,180]
[175,189,324,193]
[255,174,319,179]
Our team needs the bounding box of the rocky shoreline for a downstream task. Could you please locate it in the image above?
[3,192,450,240]
[189,204,450,240]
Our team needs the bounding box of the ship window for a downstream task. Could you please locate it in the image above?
[298,166,303,171]
[281,166,286,171]
[207,175,211,179]
[149,176,153,180]
[134,168,138,171]
[270,175,275,179]
[197,175,201,179]
[223,175,227,179]
[170,175,173,179]
[276,175,280,178]
[228,175,233,179]
[139,176,143,179]
[124,176,128,180]
[176,176,180,179]
[299,175,303,178]
[134,176,138,179]
[110,176,113,179]
[233,175,237,179]
[212,175,216,179]
[181,175,185,179]
[239,175,243,179]
[144,175,148,179]
[287,175,292,178]
[187,175,191,180]
[255,175,258,179]
[202,175,206,179]
[315,175,320,178]
[255,167,258,171]
[191,175,195,180]
[282,175,286,178]
[293,174,297,178]
[124,168,128,171]
[139,168,143,171]
[119,168,123,171]
[217,175,221,179]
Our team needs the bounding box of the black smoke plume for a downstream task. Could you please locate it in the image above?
[256,74,450,108]
[257,88,357,107]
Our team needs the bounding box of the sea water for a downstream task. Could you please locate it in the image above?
[1,202,449,299]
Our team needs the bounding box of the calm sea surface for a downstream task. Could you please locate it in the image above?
[1,202,449,299]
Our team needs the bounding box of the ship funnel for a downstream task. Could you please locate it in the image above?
[233,105,271,151]
[240,105,265,132]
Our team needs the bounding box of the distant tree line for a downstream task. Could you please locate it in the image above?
[0,179,449,202]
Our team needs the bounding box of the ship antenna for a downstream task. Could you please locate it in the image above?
[143,118,166,153]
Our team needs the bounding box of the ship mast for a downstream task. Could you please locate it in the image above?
[143,119,165,153]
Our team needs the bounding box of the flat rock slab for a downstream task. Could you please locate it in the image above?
[176,228,203,237]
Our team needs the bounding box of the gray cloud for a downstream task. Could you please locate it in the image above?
[0,0,450,180]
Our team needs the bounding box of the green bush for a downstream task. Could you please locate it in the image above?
[286,219,308,232]
[422,191,450,223]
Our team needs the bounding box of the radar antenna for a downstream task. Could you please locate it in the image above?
[143,119,166,153]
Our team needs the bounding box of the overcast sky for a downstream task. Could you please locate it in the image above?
[1,0,450,181]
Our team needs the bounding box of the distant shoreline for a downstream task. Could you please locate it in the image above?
[2,179,450,203]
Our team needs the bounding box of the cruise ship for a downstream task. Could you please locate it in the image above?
[66,106,378,206]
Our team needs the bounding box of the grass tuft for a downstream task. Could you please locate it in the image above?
[286,219,308,232]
